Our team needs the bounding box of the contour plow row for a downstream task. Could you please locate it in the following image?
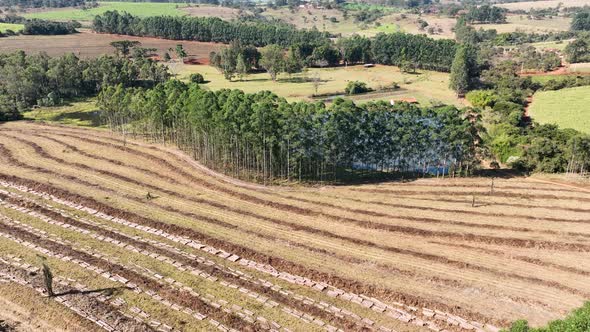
[0,121,589,330]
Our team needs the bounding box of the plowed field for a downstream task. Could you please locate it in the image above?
[0,121,588,331]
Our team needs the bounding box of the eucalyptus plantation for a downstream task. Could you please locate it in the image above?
[98,81,482,183]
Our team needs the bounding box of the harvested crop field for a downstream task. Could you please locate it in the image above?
[0,30,222,59]
[0,121,589,331]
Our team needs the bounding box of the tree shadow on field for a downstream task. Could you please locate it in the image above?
[473,168,528,179]
[52,110,102,127]
[278,77,328,84]
[52,286,131,298]
[238,78,271,83]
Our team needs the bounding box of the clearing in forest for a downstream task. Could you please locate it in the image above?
[0,121,588,331]
[178,64,463,106]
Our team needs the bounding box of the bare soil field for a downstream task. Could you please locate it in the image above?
[0,30,222,59]
[0,121,589,331]
[496,0,590,10]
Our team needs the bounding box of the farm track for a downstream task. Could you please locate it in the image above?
[1,122,589,328]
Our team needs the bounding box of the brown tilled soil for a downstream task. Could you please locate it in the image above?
[0,30,222,59]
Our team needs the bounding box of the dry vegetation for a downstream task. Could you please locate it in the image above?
[0,121,589,331]
[262,7,357,35]
[182,5,247,20]
[372,13,456,39]
[472,15,571,34]
[496,0,590,10]
[0,30,221,59]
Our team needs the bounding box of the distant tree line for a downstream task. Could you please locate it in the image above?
[93,11,458,72]
[571,11,590,31]
[92,11,330,48]
[22,19,80,35]
[0,0,84,8]
[0,51,169,121]
[464,5,507,24]
[98,81,482,183]
[0,15,80,36]
[371,33,456,71]
[565,36,590,63]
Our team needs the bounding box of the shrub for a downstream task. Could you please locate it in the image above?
[503,301,590,332]
[345,81,371,95]
[189,73,205,84]
[466,90,498,108]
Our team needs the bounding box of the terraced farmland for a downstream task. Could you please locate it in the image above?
[0,121,589,331]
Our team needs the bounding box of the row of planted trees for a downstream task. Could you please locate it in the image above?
[93,11,458,72]
[98,80,482,183]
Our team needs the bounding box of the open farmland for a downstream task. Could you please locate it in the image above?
[0,121,589,330]
[472,15,571,34]
[181,5,246,20]
[23,1,188,22]
[370,14,456,40]
[0,30,221,59]
[529,86,590,134]
[262,7,357,35]
[179,64,463,106]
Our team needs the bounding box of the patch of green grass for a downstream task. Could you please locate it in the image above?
[359,23,401,37]
[529,86,590,134]
[22,100,103,127]
[0,23,24,32]
[24,1,187,21]
[529,75,576,84]
[529,40,571,52]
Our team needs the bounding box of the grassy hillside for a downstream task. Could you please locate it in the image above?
[178,64,463,106]
[529,86,590,134]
